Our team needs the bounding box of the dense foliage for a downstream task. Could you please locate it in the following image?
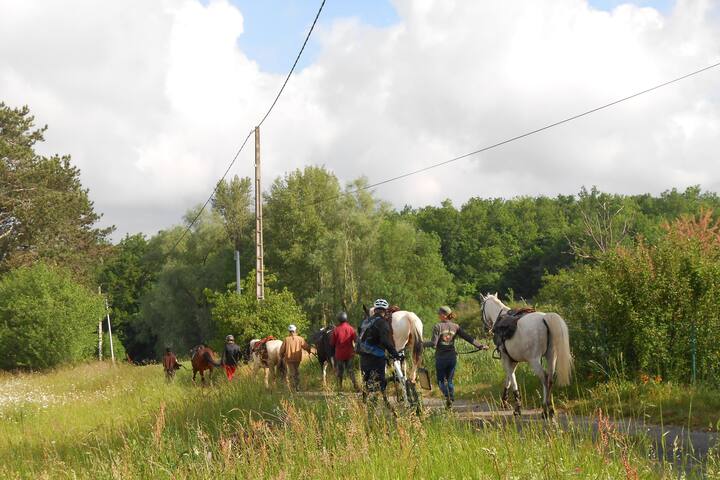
[0,263,105,369]
[0,103,112,277]
[207,273,309,346]
[539,211,720,384]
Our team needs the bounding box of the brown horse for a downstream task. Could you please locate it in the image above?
[190,345,221,384]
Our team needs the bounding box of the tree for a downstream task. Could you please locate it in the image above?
[97,234,157,360]
[0,263,105,369]
[0,103,112,277]
[207,273,309,346]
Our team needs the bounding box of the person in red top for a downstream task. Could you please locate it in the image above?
[330,311,360,391]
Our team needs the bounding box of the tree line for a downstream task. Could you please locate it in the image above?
[3,102,720,385]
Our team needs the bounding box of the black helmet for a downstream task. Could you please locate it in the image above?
[337,311,348,323]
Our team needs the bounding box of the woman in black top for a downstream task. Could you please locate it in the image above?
[424,306,487,407]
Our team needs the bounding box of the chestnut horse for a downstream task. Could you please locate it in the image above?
[190,345,221,383]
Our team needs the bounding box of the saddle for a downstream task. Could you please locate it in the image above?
[492,307,536,352]
[252,336,276,367]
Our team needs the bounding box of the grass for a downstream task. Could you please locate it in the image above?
[413,349,720,432]
[1,360,718,479]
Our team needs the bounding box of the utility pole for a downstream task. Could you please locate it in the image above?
[98,286,115,363]
[254,126,265,300]
[235,250,242,294]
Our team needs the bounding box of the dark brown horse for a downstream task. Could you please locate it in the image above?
[190,345,221,384]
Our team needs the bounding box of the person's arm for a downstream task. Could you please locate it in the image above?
[457,327,488,349]
[220,347,227,365]
[423,324,440,349]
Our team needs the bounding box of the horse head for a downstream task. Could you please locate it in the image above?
[481,293,507,331]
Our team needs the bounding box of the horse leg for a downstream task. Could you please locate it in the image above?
[264,367,270,389]
[192,368,197,383]
[545,350,557,418]
[529,358,549,419]
[321,361,327,389]
[500,356,513,409]
[506,359,521,416]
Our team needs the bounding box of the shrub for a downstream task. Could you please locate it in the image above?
[206,273,309,347]
[0,263,105,369]
[538,211,720,384]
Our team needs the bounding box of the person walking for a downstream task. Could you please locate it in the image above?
[221,335,242,381]
[162,347,182,381]
[279,324,311,391]
[357,299,402,406]
[424,306,488,408]
[330,311,360,391]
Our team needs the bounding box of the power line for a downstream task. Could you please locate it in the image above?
[170,0,327,254]
[316,60,720,207]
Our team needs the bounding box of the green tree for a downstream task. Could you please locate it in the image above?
[97,234,157,360]
[207,273,309,346]
[0,103,112,276]
[0,263,105,369]
[136,209,234,356]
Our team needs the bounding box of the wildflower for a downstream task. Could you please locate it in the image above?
[653,375,662,384]
[640,374,649,385]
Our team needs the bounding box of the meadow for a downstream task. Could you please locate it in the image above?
[1,356,718,479]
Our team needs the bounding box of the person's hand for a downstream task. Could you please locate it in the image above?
[393,351,405,361]
[473,340,489,350]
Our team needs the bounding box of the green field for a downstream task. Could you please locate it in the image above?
[1,358,718,479]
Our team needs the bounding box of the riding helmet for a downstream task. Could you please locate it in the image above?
[373,298,389,310]
[225,334,235,342]
[337,311,348,322]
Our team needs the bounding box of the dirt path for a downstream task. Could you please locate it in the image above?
[299,392,718,468]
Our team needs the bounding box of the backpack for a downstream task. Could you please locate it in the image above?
[356,316,385,357]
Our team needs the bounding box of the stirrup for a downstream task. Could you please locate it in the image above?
[492,348,502,360]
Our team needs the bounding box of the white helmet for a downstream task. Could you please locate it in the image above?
[373,298,389,310]
[288,324,297,332]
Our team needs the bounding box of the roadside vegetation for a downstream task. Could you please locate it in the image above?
[3,362,716,479]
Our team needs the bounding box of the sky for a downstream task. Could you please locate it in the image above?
[1,0,719,240]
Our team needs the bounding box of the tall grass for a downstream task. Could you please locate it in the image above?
[2,361,716,479]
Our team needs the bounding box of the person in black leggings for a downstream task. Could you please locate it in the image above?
[424,306,488,408]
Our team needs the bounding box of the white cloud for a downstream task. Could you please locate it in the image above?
[1,0,719,239]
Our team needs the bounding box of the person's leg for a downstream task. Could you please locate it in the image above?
[446,357,457,403]
[336,360,345,390]
[436,357,450,399]
[349,358,360,391]
[291,363,300,391]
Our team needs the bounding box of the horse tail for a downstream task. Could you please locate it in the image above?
[409,313,424,367]
[203,350,221,368]
[545,313,573,386]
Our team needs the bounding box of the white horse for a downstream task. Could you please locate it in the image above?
[480,294,573,418]
[365,306,424,406]
[249,339,283,388]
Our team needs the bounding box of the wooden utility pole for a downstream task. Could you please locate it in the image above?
[254,126,265,300]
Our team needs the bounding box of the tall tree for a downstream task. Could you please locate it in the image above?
[0,103,112,276]
[212,175,253,293]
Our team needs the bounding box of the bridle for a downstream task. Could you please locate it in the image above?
[481,296,508,332]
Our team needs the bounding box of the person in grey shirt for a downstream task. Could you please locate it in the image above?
[424,306,488,407]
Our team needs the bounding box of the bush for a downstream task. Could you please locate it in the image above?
[206,273,309,347]
[0,263,105,369]
[538,211,720,384]
[101,333,127,362]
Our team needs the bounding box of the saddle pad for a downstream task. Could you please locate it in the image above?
[417,367,432,391]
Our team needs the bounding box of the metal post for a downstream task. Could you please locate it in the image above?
[235,249,242,294]
[254,126,265,300]
[105,296,115,364]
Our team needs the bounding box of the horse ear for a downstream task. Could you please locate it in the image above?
[362,304,369,316]
[479,293,486,301]
[494,291,498,297]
